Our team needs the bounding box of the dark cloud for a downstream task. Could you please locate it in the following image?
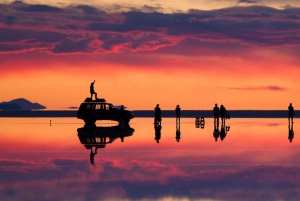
[19,4,62,12]
[237,0,258,4]
[2,3,300,54]
[228,86,287,91]
[76,5,101,15]
[52,38,94,53]
[3,15,17,25]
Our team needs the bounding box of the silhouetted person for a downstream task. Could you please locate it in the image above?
[288,121,294,143]
[213,104,219,124]
[90,147,98,166]
[176,105,181,123]
[220,105,227,125]
[118,105,126,128]
[176,122,181,142]
[155,104,161,125]
[213,120,220,141]
[90,80,97,100]
[154,123,162,143]
[288,103,294,123]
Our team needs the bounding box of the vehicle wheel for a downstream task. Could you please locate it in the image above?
[84,114,95,125]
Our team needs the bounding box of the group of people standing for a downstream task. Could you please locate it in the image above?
[154,104,181,125]
[213,103,228,125]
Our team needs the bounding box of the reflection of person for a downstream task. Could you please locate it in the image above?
[288,122,294,143]
[220,124,227,141]
[155,104,161,125]
[90,80,97,100]
[220,105,227,125]
[176,105,181,123]
[90,147,98,166]
[176,123,181,142]
[288,103,294,123]
[213,104,219,123]
[213,121,220,141]
[154,123,162,143]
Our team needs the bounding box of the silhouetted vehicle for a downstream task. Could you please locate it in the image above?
[77,98,134,124]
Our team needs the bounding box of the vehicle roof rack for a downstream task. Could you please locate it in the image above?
[84,98,106,102]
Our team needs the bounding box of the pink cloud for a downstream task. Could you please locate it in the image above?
[228,85,287,91]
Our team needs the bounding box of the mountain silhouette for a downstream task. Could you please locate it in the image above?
[0,98,46,110]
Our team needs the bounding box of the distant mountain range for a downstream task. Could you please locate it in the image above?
[0,98,46,110]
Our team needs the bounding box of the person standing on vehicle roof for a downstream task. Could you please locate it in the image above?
[90,80,97,100]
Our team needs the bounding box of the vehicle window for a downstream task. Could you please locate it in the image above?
[95,104,101,110]
[86,104,91,109]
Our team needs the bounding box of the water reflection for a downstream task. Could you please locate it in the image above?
[214,118,230,141]
[154,122,162,143]
[176,122,181,142]
[288,121,294,143]
[77,125,134,165]
[195,117,205,129]
[213,120,220,141]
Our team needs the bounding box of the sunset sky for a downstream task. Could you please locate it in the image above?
[1,0,300,110]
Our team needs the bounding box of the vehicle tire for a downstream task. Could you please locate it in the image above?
[84,114,95,125]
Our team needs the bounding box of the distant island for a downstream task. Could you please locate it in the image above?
[0,98,46,110]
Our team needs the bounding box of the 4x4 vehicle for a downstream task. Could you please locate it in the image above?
[77,98,134,124]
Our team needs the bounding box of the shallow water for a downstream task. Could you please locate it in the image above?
[0,117,299,201]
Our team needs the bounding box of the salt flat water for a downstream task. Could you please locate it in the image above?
[0,117,300,201]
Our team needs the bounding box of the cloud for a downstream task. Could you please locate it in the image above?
[76,5,102,15]
[1,2,300,55]
[18,4,62,12]
[228,85,287,91]
[237,0,258,4]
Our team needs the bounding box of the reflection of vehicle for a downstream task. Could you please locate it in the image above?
[77,125,135,149]
[77,98,134,124]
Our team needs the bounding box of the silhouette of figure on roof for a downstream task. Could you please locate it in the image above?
[288,121,294,143]
[154,104,161,125]
[220,104,227,125]
[176,121,181,142]
[90,80,97,100]
[176,105,181,123]
[154,122,162,143]
[213,103,219,124]
[288,103,294,123]
[213,119,220,141]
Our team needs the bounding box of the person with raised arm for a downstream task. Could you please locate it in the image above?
[90,80,97,100]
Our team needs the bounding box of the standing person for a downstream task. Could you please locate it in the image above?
[220,104,227,125]
[176,105,181,123]
[90,80,97,100]
[213,104,219,123]
[155,104,161,125]
[288,103,294,123]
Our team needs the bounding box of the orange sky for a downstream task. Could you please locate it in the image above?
[1,1,300,110]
